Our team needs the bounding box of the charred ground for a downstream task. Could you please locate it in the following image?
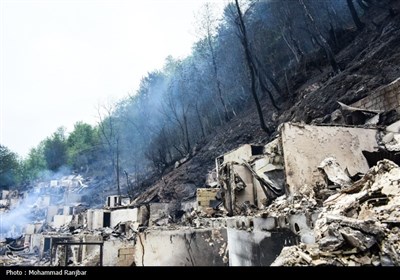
[130,1,400,205]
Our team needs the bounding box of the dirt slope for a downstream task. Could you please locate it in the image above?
[132,2,400,205]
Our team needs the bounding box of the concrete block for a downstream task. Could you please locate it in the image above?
[119,247,134,255]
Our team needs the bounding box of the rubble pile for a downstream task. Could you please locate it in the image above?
[258,193,318,219]
[272,159,400,266]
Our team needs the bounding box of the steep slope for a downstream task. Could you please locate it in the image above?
[131,2,400,205]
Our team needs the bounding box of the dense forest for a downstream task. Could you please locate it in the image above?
[1,0,395,192]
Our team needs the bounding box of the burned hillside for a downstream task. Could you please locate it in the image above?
[130,0,400,206]
[2,0,400,268]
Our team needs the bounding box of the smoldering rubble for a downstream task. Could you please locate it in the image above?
[0,77,399,266]
[272,159,400,266]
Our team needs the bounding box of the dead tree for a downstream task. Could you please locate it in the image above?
[347,0,365,30]
[276,1,305,64]
[231,0,279,134]
[97,103,121,200]
[233,0,271,134]
[299,0,340,74]
[198,3,231,122]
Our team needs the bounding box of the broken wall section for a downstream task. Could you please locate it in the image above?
[134,228,228,266]
[281,123,379,196]
[351,77,400,112]
[216,141,285,215]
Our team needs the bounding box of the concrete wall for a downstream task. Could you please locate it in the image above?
[221,144,255,164]
[196,188,218,209]
[103,240,124,266]
[46,206,59,223]
[351,77,400,112]
[81,235,103,262]
[149,203,174,226]
[135,228,228,266]
[227,228,297,266]
[63,206,73,215]
[233,165,255,206]
[24,224,35,235]
[24,223,43,234]
[1,190,9,199]
[53,215,73,228]
[29,233,42,254]
[107,195,121,208]
[117,246,135,266]
[87,209,110,230]
[24,233,42,253]
[110,208,138,228]
[281,123,378,195]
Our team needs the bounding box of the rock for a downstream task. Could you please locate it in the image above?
[339,227,376,251]
[325,215,385,236]
[356,255,372,265]
[272,160,400,266]
[319,235,344,252]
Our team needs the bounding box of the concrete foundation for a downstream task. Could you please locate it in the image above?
[135,228,228,266]
[227,228,297,266]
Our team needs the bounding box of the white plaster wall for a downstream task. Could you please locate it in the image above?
[92,210,106,229]
[135,228,227,266]
[281,123,378,195]
[103,240,127,266]
[53,215,73,228]
[46,206,59,223]
[223,144,253,164]
[110,208,138,228]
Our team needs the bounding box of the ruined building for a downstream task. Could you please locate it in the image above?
[1,77,400,266]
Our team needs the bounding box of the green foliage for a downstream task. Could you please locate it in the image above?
[0,145,20,189]
[43,127,68,171]
[67,122,99,170]
[19,143,47,183]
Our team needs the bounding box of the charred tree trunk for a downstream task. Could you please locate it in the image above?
[253,55,284,102]
[207,38,230,122]
[299,0,340,74]
[347,0,365,30]
[116,138,120,200]
[195,102,206,138]
[234,0,270,134]
[183,113,191,154]
[282,32,300,63]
